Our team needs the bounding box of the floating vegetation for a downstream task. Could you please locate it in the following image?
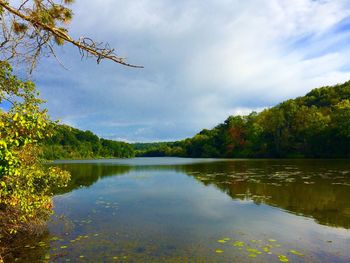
[38,241,47,247]
[194,175,214,184]
[278,255,289,262]
[303,181,315,185]
[246,248,262,255]
[263,246,271,254]
[233,241,245,247]
[95,199,120,214]
[215,249,224,253]
[285,178,296,183]
[269,183,282,186]
[289,249,304,256]
[215,236,305,261]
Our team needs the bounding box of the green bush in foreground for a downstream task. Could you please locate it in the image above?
[0,62,70,245]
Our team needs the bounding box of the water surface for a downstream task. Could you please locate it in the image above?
[8,158,350,262]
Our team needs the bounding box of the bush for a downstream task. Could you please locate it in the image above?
[0,62,70,247]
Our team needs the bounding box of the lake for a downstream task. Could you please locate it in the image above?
[8,158,350,262]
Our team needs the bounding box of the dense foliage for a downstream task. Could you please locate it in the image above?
[0,62,70,245]
[138,81,350,158]
[41,125,135,160]
[133,142,180,157]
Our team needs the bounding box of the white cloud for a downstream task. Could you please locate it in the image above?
[36,0,350,141]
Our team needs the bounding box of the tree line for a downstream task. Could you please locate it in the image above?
[137,81,350,158]
[41,125,135,159]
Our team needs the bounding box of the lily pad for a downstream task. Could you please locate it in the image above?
[290,249,304,256]
[278,255,289,262]
[246,248,262,255]
[263,247,271,253]
[233,241,245,247]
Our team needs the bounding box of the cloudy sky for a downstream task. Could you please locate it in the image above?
[34,0,350,142]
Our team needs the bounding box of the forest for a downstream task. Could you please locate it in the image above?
[45,81,350,159]
[41,125,135,159]
[136,81,350,158]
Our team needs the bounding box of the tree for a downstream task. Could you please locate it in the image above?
[137,81,350,159]
[332,100,350,138]
[0,1,142,261]
[0,0,143,71]
[223,116,247,157]
[0,62,70,244]
[329,100,350,157]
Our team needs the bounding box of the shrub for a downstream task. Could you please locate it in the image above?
[0,62,70,244]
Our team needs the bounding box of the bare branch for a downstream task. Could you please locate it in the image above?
[47,42,68,70]
[0,0,143,69]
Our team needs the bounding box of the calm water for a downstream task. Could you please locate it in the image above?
[8,158,350,262]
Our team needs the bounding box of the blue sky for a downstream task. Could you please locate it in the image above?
[33,0,350,142]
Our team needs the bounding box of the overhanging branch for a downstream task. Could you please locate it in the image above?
[0,1,143,68]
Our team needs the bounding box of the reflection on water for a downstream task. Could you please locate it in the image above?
[55,159,350,230]
[53,163,132,194]
[5,158,350,262]
[181,160,350,230]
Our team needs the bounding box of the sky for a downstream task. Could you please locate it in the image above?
[33,0,350,142]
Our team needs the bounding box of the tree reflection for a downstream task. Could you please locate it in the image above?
[180,160,350,229]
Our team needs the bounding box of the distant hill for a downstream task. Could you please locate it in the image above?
[138,81,350,158]
[41,125,134,160]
